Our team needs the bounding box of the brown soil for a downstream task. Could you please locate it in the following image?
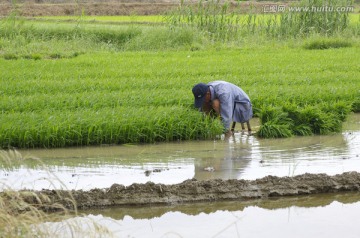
[3,171,360,211]
[0,1,266,17]
[0,2,177,16]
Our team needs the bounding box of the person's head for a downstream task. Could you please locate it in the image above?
[192,83,210,109]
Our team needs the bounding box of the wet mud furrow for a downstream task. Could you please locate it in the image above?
[3,171,358,211]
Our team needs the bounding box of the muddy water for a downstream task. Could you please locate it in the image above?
[1,113,359,191]
[39,192,360,238]
[3,113,359,238]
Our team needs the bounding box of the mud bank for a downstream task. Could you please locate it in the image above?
[3,172,360,211]
[0,1,267,17]
[0,2,177,17]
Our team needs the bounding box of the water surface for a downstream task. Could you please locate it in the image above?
[3,114,360,238]
[1,114,359,191]
[38,192,360,238]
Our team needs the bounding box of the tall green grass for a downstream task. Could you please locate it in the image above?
[0,149,112,236]
[166,0,359,39]
[0,20,202,56]
[0,150,70,236]
[165,0,243,41]
[276,0,353,37]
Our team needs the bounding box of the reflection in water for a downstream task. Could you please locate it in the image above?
[3,115,360,238]
[83,192,360,220]
[38,193,360,238]
[194,131,254,181]
[0,114,359,191]
[241,130,360,180]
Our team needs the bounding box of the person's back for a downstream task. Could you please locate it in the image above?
[192,80,253,134]
[208,81,251,104]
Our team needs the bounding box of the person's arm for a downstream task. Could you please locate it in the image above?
[216,86,233,131]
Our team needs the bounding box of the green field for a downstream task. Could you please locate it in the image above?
[35,15,165,23]
[35,13,360,26]
[1,0,360,148]
[0,1,360,233]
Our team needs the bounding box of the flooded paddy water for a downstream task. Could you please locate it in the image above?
[40,193,360,238]
[2,114,359,191]
[1,114,360,237]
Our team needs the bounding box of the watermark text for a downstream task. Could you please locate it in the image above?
[263,4,354,13]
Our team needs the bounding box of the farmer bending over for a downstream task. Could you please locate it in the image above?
[192,80,253,136]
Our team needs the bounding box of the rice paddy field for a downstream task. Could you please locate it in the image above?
[1,1,360,236]
[35,15,165,23]
[34,13,360,25]
[1,0,360,149]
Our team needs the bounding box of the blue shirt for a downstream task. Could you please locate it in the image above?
[208,81,252,129]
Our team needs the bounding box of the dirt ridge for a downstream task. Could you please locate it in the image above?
[0,1,267,17]
[6,171,360,210]
[0,2,179,16]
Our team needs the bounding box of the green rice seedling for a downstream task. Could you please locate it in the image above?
[257,123,293,138]
[35,15,164,24]
[291,124,314,136]
[282,103,314,136]
[321,101,352,121]
[296,105,342,134]
[0,106,223,148]
[257,106,294,138]
[294,104,344,134]
[352,95,360,112]
[258,106,292,125]
[257,102,348,138]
